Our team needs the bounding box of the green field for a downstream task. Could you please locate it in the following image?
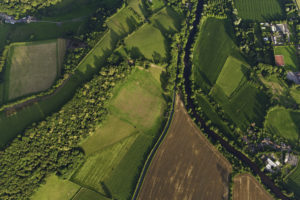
[128,0,148,19]
[125,24,167,61]
[274,45,299,71]
[106,7,141,37]
[31,174,80,200]
[215,56,247,97]
[286,161,300,198]
[150,7,183,34]
[192,17,243,90]
[265,107,300,143]
[72,188,110,200]
[3,39,66,101]
[72,67,167,199]
[234,0,284,21]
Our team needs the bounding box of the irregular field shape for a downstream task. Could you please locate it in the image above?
[233,174,273,200]
[138,98,232,200]
[8,40,62,100]
[234,0,284,21]
[72,187,110,200]
[216,56,247,97]
[265,107,300,143]
[193,17,242,87]
[286,159,300,198]
[31,174,80,200]
[125,24,167,60]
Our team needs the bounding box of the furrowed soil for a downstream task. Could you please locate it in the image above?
[233,174,274,200]
[137,97,232,200]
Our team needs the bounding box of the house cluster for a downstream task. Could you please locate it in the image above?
[261,22,291,45]
[0,13,36,24]
[261,154,282,173]
[260,137,292,151]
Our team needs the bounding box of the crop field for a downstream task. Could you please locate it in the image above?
[286,160,300,198]
[274,46,299,71]
[72,67,167,199]
[234,0,284,21]
[3,39,66,101]
[265,107,300,143]
[137,97,232,200]
[150,7,183,34]
[128,0,148,19]
[125,24,167,61]
[216,56,247,97]
[31,174,80,200]
[106,7,141,37]
[233,174,273,200]
[192,17,243,89]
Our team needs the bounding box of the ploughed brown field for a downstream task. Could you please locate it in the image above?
[233,173,274,200]
[137,97,232,200]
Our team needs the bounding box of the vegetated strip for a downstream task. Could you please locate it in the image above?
[182,0,289,199]
[131,90,176,200]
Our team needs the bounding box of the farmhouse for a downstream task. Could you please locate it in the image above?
[271,23,290,45]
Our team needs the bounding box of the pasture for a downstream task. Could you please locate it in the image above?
[106,7,141,37]
[128,0,148,19]
[233,174,273,200]
[72,188,110,200]
[137,98,232,200]
[150,7,184,34]
[31,174,80,200]
[286,161,300,198]
[274,45,299,71]
[192,17,243,89]
[5,39,66,101]
[233,0,284,21]
[125,24,167,61]
[265,107,300,143]
[216,56,247,97]
[73,67,168,199]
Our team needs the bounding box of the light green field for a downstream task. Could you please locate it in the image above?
[106,7,141,36]
[147,0,165,11]
[125,24,167,61]
[5,39,66,101]
[274,46,299,71]
[291,86,300,105]
[73,67,167,199]
[234,0,284,21]
[31,174,80,200]
[150,7,184,34]
[193,17,243,90]
[216,56,247,97]
[128,0,148,19]
[265,107,300,143]
[72,188,110,200]
[286,160,300,198]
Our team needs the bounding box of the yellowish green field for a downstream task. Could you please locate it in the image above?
[215,56,247,97]
[125,24,167,61]
[31,174,80,200]
[128,0,148,18]
[73,66,168,199]
[6,39,67,101]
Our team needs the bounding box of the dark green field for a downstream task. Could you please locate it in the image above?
[234,0,284,21]
[286,161,300,198]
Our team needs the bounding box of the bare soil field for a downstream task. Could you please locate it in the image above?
[233,173,274,200]
[137,97,232,200]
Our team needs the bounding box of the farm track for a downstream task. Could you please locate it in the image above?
[182,0,289,199]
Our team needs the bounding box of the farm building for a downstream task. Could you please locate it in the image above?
[275,55,285,66]
[287,71,300,84]
[271,23,290,45]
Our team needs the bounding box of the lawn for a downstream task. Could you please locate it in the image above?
[72,67,168,199]
[234,0,285,21]
[265,107,300,143]
[150,7,184,34]
[31,174,80,200]
[192,17,243,90]
[125,24,167,61]
[106,7,141,37]
[215,56,248,97]
[286,161,300,198]
[274,45,299,71]
[5,39,66,101]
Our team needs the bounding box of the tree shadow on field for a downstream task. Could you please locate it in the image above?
[100,181,113,199]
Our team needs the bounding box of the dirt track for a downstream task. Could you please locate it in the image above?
[233,174,274,200]
[137,97,232,200]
